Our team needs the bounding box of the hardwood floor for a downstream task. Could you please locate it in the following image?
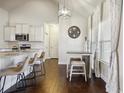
[6,59,107,93]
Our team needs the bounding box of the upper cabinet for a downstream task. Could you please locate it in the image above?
[16,24,29,34]
[4,24,44,42]
[29,26,35,41]
[35,26,44,41]
[22,24,29,34]
[4,26,16,41]
[29,25,44,42]
[16,24,21,34]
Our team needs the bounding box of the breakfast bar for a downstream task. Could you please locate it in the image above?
[66,51,93,79]
[0,49,40,92]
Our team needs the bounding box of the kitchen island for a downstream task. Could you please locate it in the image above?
[0,49,41,92]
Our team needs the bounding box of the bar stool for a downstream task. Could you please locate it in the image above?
[0,56,30,93]
[68,57,87,82]
[34,52,46,76]
[28,53,38,84]
[27,52,45,85]
[35,51,46,75]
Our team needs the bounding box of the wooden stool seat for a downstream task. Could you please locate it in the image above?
[69,60,87,82]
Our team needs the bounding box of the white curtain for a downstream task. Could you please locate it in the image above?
[106,0,122,93]
[94,5,101,78]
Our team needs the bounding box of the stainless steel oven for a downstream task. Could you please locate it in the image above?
[19,44,31,50]
[15,34,29,41]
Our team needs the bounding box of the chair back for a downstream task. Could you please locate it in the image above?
[40,52,45,59]
[19,56,30,73]
[32,53,38,64]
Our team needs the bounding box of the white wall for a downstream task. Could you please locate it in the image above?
[0,8,8,48]
[59,15,87,64]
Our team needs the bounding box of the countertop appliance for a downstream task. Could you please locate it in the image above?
[15,34,29,41]
[19,44,31,50]
[12,46,19,51]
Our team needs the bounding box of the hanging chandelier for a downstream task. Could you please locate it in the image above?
[58,0,71,17]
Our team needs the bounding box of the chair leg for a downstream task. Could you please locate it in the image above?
[0,76,6,93]
[22,73,27,87]
[16,74,20,88]
[84,65,87,82]
[41,62,46,75]
[69,65,73,82]
[16,74,26,89]
[25,66,36,87]
[66,64,69,78]
[33,65,37,84]
[20,74,26,89]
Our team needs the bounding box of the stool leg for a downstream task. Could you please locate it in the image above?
[33,65,37,84]
[41,62,46,75]
[16,73,26,90]
[16,74,19,88]
[20,74,26,89]
[66,64,68,78]
[84,65,87,82]
[69,65,73,82]
[0,76,6,93]
[22,73,27,88]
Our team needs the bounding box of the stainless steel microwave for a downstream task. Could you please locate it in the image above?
[15,34,29,41]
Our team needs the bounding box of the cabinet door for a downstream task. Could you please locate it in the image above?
[10,27,16,41]
[40,27,44,41]
[22,24,29,34]
[4,27,10,41]
[16,24,22,34]
[29,26,35,41]
[35,26,44,41]
[4,27,15,41]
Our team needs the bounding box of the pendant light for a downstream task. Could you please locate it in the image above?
[58,0,71,17]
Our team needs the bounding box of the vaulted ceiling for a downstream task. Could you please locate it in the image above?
[0,0,104,21]
[0,0,58,11]
[70,0,104,18]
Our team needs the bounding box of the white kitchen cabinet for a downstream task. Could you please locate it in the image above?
[16,24,29,34]
[35,26,44,41]
[16,24,22,34]
[29,26,44,42]
[4,26,16,41]
[29,26,35,41]
[22,24,29,34]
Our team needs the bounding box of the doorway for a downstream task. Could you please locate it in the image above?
[44,24,59,59]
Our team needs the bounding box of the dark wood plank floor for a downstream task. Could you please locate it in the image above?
[7,59,107,93]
